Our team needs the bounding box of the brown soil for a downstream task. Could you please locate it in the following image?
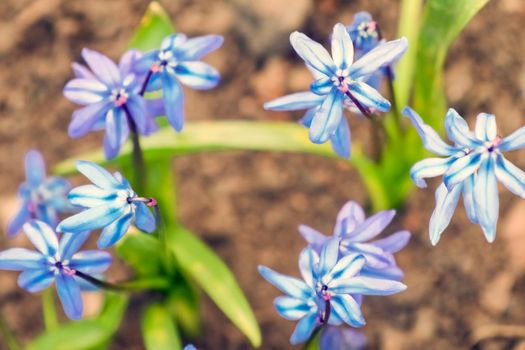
[1,0,525,349]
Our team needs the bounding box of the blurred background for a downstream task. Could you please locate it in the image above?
[1,0,525,349]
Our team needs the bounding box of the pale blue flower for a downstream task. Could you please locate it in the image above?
[0,220,111,320]
[404,106,525,244]
[259,238,406,345]
[8,150,72,236]
[64,49,162,160]
[299,201,410,280]
[347,12,381,54]
[135,33,223,131]
[57,161,156,248]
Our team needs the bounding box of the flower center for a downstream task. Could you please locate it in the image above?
[486,136,502,152]
[358,21,378,39]
[111,88,129,107]
[331,69,352,93]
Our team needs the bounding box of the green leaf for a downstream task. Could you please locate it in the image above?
[129,1,174,51]
[167,282,202,338]
[413,0,490,130]
[142,303,182,350]
[167,226,262,347]
[394,0,423,108]
[116,232,164,276]
[28,293,128,350]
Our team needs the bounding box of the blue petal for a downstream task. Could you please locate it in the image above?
[410,157,453,188]
[118,49,143,77]
[57,202,128,234]
[134,51,160,75]
[475,113,497,142]
[75,161,121,190]
[175,61,220,90]
[162,71,185,131]
[25,150,46,187]
[68,101,112,138]
[349,37,407,80]
[70,251,112,274]
[298,225,327,252]
[81,48,121,87]
[309,90,343,144]
[63,78,109,105]
[500,125,525,152]
[290,312,318,345]
[274,296,312,321]
[320,326,367,350]
[23,220,59,256]
[258,265,311,299]
[310,77,334,95]
[443,152,484,190]
[97,209,133,248]
[59,232,91,260]
[264,92,324,111]
[18,269,54,292]
[444,109,482,148]
[0,248,44,270]
[403,107,457,156]
[330,116,351,158]
[104,108,130,160]
[494,154,525,198]
[371,230,411,253]
[321,254,365,285]
[56,273,83,320]
[298,247,318,288]
[333,276,406,296]
[126,95,148,134]
[462,174,478,224]
[334,201,365,237]
[7,202,30,237]
[71,63,96,80]
[361,265,404,281]
[347,81,390,112]
[348,210,395,242]
[331,23,354,69]
[135,202,156,233]
[35,204,57,230]
[178,34,224,61]
[330,295,365,327]
[474,155,499,242]
[160,33,187,51]
[429,183,462,245]
[68,185,117,208]
[299,108,316,128]
[289,31,335,77]
[317,238,340,278]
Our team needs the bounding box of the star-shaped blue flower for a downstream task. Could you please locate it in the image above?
[57,161,156,248]
[64,49,162,160]
[0,220,111,320]
[404,106,525,244]
[259,238,406,344]
[347,12,381,55]
[299,201,410,280]
[8,150,72,236]
[135,33,223,132]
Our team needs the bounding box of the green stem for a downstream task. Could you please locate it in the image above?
[42,288,58,330]
[123,105,146,194]
[302,326,323,350]
[0,309,21,350]
[74,271,170,292]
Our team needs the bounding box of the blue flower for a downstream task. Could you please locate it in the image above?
[264,23,407,155]
[347,12,381,56]
[0,220,111,320]
[135,33,223,132]
[404,106,525,244]
[183,345,197,350]
[57,161,156,248]
[8,150,72,236]
[320,326,367,350]
[299,201,410,280]
[259,238,406,345]
[64,49,162,160]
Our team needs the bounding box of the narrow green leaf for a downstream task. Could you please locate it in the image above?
[167,282,202,338]
[394,0,423,108]
[129,1,174,51]
[42,288,59,330]
[116,232,164,276]
[142,303,182,350]
[168,226,262,347]
[27,293,128,350]
[413,0,490,130]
